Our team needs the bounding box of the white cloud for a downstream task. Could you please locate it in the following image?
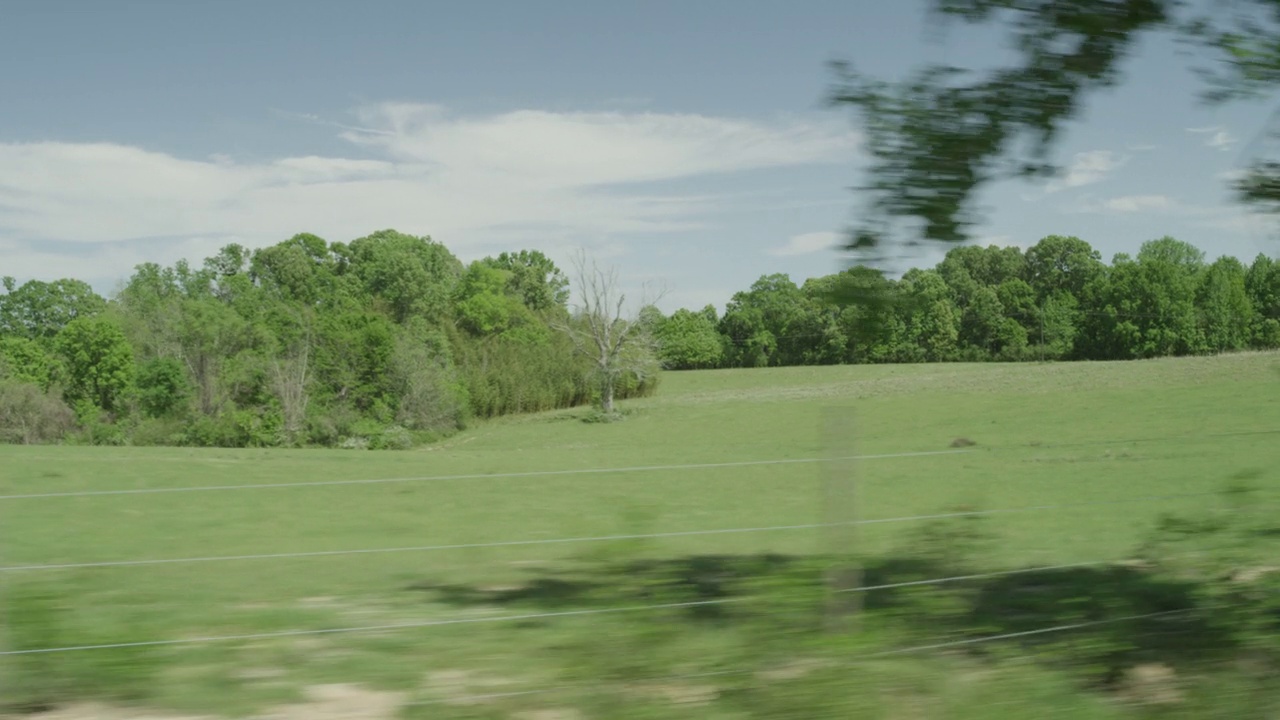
[1186,125,1238,151]
[1043,150,1123,193]
[768,230,843,256]
[1208,130,1238,151]
[342,105,857,187]
[0,103,860,283]
[1103,194,1173,212]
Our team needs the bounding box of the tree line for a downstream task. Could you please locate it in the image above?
[3,231,1277,447]
[645,234,1280,369]
[0,230,657,447]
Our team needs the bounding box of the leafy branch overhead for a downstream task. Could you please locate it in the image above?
[830,0,1280,257]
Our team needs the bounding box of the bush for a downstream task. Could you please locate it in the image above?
[66,401,127,446]
[178,406,283,448]
[0,380,77,444]
[127,415,187,446]
[375,424,414,450]
[339,419,416,450]
[338,436,370,450]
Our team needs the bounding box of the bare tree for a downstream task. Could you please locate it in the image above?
[269,327,312,444]
[556,251,664,416]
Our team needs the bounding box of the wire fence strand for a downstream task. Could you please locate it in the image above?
[1,490,1235,573]
[405,605,1212,707]
[0,450,970,500]
[0,599,745,656]
[6,426,1276,501]
[0,580,1213,658]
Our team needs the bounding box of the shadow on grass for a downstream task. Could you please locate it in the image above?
[405,551,1240,669]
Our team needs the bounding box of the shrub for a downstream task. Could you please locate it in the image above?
[375,424,414,450]
[127,416,187,446]
[66,401,127,446]
[338,436,370,450]
[0,380,77,444]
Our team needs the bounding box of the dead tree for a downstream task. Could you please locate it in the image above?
[556,251,663,415]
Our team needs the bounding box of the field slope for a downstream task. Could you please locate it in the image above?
[2,353,1278,718]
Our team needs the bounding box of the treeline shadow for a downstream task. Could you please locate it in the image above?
[405,551,1242,669]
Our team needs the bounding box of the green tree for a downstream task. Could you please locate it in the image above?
[249,234,343,306]
[719,274,822,367]
[958,284,1028,359]
[1084,239,1205,359]
[176,297,256,417]
[1197,256,1254,352]
[654,308,724,369]
[312,309,398,418]
[344,229,463,324]
[135,356,190,418]
[480,250,571,314]
[453,262,545,342]
[54,316,136,413]
[899,269,961,361]
[0,278,107,341]
[822,267,904,363]
[0,336,61,389]
[388,317,464,433]
[1246,254,1280,347]
[718,305,774,368]
[1024,235,1105,300]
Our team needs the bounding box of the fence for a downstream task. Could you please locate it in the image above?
[1,418,1276,713]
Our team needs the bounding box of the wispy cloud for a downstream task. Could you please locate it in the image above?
[768,230,843,257]
[1065,193,1176,215]
[1042,150,1124,194]
[1186,125,1238,152]
[1103,194,1173,212]
[1208,130,1238,151]
[0,103,860,283]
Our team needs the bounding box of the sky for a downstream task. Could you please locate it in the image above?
[2,0,1279,314]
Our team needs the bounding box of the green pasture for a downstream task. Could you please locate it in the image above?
[2,353,1278,718]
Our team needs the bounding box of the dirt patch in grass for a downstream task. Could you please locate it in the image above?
[421,669,523,706]
[511,710,584,720]
[15,684,406,720]
[256,684,406,719]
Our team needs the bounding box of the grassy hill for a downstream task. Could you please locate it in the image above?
[3,352,1279,718]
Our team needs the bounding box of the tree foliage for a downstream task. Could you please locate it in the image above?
[830,0,1280,258]
[637,235,1277,369]
[0,232,656,447]
[3,228,1267,446]
[54,316,135,414]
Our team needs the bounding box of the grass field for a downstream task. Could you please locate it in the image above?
[2,353,1279,718]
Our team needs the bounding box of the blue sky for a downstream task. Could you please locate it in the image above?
[2,0,1277,313]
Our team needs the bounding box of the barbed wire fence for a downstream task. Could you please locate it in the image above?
[0,419,1275,712]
